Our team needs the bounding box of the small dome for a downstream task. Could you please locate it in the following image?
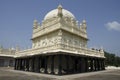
[44,5,76,20]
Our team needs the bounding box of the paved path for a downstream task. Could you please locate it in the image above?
[0,67,120,80]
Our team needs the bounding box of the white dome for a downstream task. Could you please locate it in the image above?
[44,8,76,20]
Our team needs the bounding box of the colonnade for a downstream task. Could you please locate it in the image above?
[14,54,105,75]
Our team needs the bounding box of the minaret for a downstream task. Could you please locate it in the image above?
[33,19,38,29]
[81,20,87,32]
[79,23,82,28]
[82,20,87,29]
[100,46,104,53]
[0,45,3,50]
[15,45,20,52]
[57,5,63,17]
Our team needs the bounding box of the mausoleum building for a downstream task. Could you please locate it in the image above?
[14,5,105,75]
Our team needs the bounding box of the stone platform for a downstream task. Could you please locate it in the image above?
[0,67,120,80]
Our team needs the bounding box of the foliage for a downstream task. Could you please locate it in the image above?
[104,51,120,67]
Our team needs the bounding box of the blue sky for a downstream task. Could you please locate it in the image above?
[0,0,120,56]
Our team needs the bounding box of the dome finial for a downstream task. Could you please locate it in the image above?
[58,4,62,9]
[44,5,76,20]
[57,4,63,17]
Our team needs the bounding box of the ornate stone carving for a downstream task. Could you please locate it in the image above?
[16,5,105,59]
[58,30,62,36]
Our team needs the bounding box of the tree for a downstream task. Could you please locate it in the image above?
[104,51,120,67]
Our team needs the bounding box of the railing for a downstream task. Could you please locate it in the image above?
[32,18,87,39]
[16,44,104,58]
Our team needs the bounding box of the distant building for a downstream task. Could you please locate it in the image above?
[0,46,16,67]
[14,5,105,75]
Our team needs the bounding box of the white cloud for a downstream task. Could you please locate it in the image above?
[105,21,120,31]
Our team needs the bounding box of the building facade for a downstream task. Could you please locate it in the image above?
[0,46,15,67]
[14,5,105,75]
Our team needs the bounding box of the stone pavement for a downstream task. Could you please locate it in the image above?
[0,67,120,80]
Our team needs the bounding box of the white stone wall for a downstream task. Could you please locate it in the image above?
[32,31,58,48]
[32,28,87,52]
[62,30,87,48]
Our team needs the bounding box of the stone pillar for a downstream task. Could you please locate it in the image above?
[23,59,26,71]
[44,56,48,73]
[28,58,31,71]
[26,58,29,71]
[66,55,69,74]
[102,59,105,70]
[51,55,55,74]
[16,59,18,70]
[38,56,41,73]
[75,57,81,73]
[14,59,16,70]
[58,54,62,75]
[94,59,97,71]
[81,57,85,72]
[99,59,102,70]
[19,59,21,70]
[78,57,82,73]
[85,58,88,72]
[101,59,105,70]
[14,59,17,70]
[97,59,100,70]
[18,59,20,70]
[90,58,93,71]
[100,60,102,70]
[75,57,78,73]
[25,59,27,71]
[34,56,38,72]
[17,59,19,70]
[32,57,35,72]
[23,58,26,71]
[20,59,22,70]
[18,59,19,70]
[72,56,76,73]
[37,57,40,73]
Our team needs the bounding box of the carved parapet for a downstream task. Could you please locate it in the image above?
[32,23,60,39]
[16,43,104,58]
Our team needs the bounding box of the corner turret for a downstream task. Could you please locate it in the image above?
[33,19,38,29]
[80,20,87,33]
